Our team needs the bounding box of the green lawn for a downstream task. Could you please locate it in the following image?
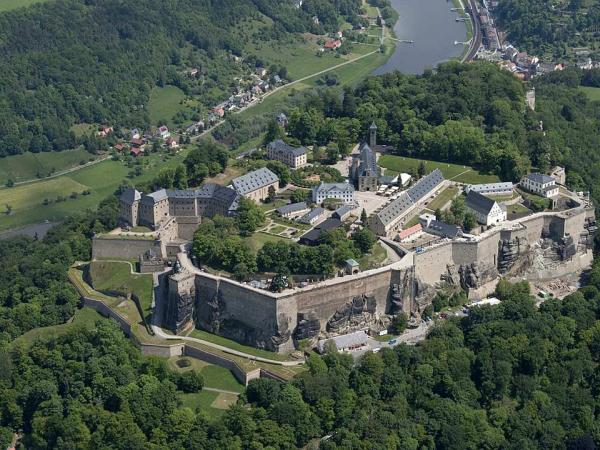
[379,155,500,184]
[426,186,459,211]
[168,357,244,393]
[148,85,187,126]
[579,86,600,102]
[0,148,98,185]
[178,391,237,419]
[87,261,154,316]
[269,225,286,234]
[245,232,289,254]
[189,329,291,361]
[12,307,104,347]
[0,0,47,12]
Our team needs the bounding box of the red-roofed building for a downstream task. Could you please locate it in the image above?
[324,40,342,50]
[130,147,142,157]
[398,223,422,243]
[211,107,225,117]
[114,143,126,152]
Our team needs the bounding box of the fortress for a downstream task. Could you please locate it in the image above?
[159,196,596,353]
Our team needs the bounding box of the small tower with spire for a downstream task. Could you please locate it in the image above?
[369,122,377,148]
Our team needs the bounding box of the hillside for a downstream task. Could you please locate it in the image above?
[0,0,362,157]
[494,0,600,62]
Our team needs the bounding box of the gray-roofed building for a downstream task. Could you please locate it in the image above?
[422,220,463,239]
[266,140,307,168]
[350,143,379,191]
[119,189,142,227]
[298,218,342,245]
[333,204,355,221]
[232,167,279,203]
[317,330,368,353]
[369,192,414,237]
[465,191,507,226]
[299,207,326,225]
[312,182,355,204]
[119,183,241,230]
[344,258,360,275]
[521,173,558,198]
[277,202,310,218]
[466,182,513,196]
[407,169,445,203]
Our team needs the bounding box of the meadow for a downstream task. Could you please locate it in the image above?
[148,85,187,127]
[378,155,500,184]
[579,86,600,102]
[0,148,98,184]
[0,0,46,12]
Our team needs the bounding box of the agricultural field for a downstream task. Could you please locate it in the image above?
[148,85,187,126]
[379,155,500,184]
[0,177,88,213]
[0,148,98,185]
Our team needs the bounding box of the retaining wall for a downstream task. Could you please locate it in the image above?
[92,236,161,260]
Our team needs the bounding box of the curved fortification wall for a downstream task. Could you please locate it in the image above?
[162,206,594,353]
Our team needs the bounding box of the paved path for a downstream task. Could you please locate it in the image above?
[203,387,241,395]
[461,0,482,63]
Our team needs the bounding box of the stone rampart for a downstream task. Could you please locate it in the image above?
[92,236,162,260]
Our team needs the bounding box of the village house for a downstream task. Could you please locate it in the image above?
[324,39,342,50]
[157,125,170,139]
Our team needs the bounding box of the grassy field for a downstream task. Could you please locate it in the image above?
[0,149,192,232]
[178,391,238,418]
[426,186,459,211]
[189,329,291,361]
[168,356,244,393]
[379,155,500,184]
[579,86,600,102]
[1,177,88,213]
[245,232,289,254]
[148,85,187,127]
[0,149,98,185]
[0,0,47,12]
[12,307,104,347]
[87,260,153,314]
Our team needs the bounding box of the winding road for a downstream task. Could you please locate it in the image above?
[461,0,482,63]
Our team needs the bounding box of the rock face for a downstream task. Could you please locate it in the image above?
[294,313,321,342]
[165,278,195,334]
[390,269,436,319]
[498,238,526,274]
[326,294,378,334]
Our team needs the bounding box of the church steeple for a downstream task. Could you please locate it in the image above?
[369,122,377,148]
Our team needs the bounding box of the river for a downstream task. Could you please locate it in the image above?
[373,0,469,75]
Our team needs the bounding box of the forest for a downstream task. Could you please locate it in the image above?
[4,254,600,448]
[495,0,600,61]
[0,0,361,157]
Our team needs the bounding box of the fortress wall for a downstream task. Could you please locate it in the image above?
[452,241,479,266]
[290,269,393,327]
[92,236,161,260]
[414,243,453,284]
[520,215,545,243]
[195,275,282,334]
[175,217,201,241]
[563,210,587,238]
[475,232,502,269]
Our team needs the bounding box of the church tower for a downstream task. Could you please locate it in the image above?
[369,122,377,148]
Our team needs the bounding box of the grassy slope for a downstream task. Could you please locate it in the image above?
[379,155,500,184]
[0,149,98,185]
[426,186,459,211]
[579,86,600,102]
[148,85,187,127]
[87,260,153,313]
[0,0,48,12]
[12,307,104,347]
[189,329,290,361]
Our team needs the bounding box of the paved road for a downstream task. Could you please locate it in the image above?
[203,387,241,395]
[462,0,482,63]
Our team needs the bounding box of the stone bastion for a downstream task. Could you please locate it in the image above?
[159,204,595,352]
